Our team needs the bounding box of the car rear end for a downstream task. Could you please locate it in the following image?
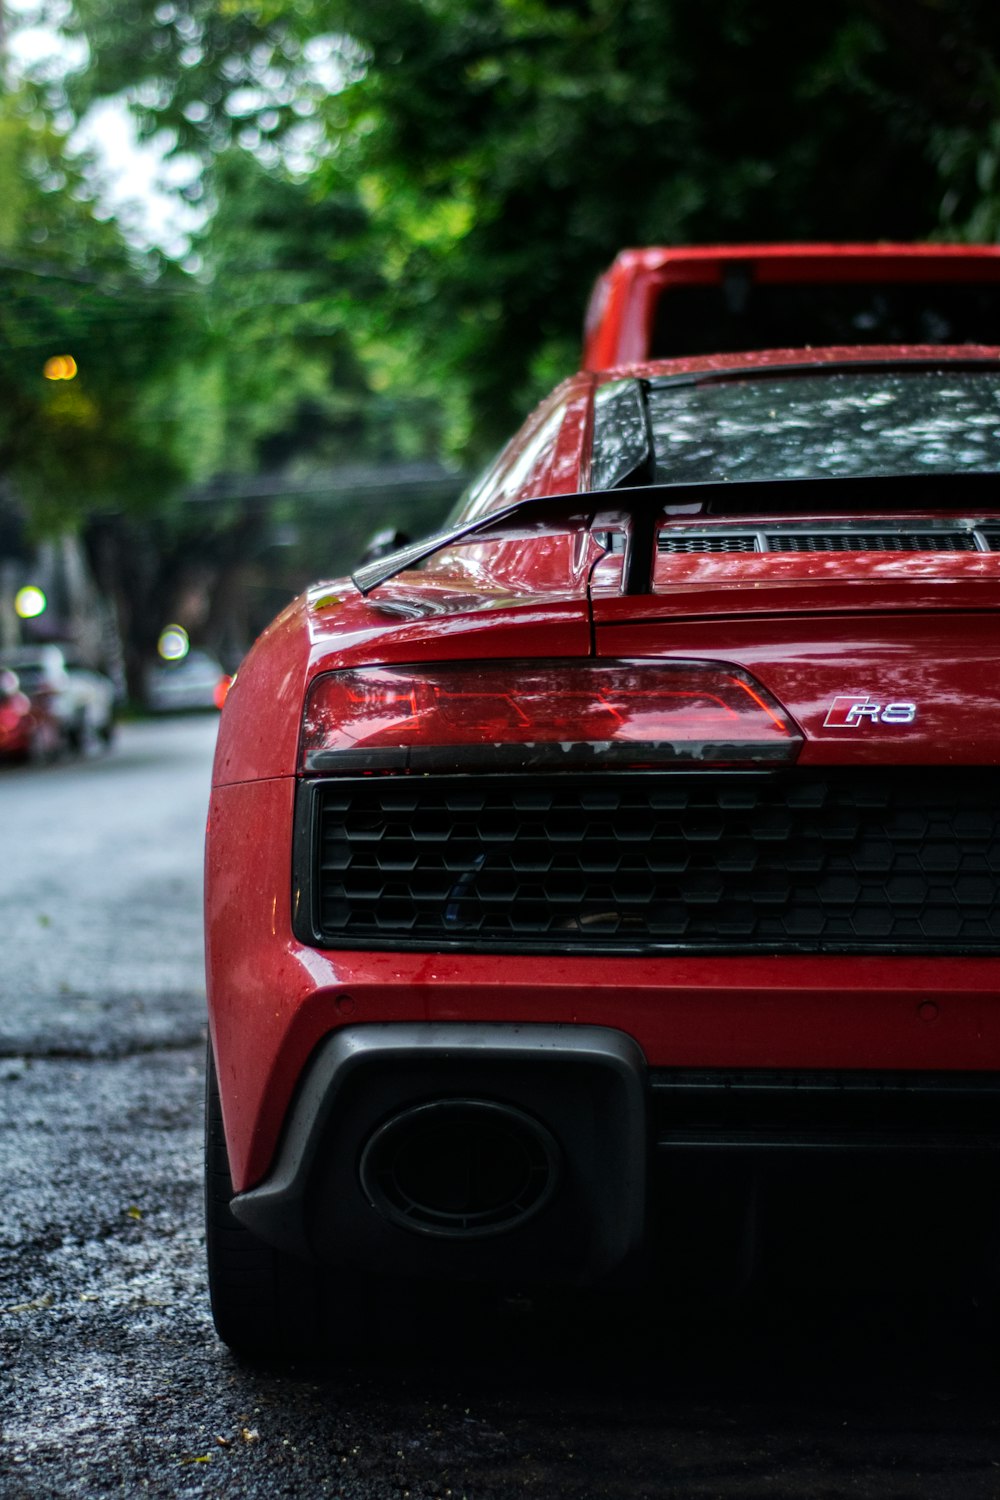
[206,351,1000,1354]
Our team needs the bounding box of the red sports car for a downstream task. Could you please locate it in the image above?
[206,344,1000,1358]
[582,243,1000,369]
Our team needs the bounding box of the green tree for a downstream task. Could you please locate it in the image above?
[117,145,458,668]
[0,88,194,531]
[15,0,1000,678]
[63,0,1000,452]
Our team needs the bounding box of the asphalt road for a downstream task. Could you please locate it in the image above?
[2,717,1000,1498]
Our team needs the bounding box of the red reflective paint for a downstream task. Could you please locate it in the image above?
[207,341,1000,1198]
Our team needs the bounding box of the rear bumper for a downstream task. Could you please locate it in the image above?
[232,1024,647,1283]
[205,781,1000,1194]
[230,1022,1000,1284]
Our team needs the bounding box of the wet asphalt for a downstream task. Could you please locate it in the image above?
[2,717,1000,1498]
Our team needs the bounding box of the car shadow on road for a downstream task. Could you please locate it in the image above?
[225,1278,1000,1500]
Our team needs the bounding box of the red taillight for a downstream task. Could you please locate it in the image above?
[214,675,232,711]
[300,661,801,773]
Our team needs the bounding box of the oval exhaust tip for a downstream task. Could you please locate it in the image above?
[359,1098,561,1238]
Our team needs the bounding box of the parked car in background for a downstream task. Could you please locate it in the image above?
[144,649,231,713]
[206,338,1000,1360]
[0,667,55,762]
[0,645,115,755]
[582,243,1000,369]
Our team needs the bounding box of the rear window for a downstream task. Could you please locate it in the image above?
[650,282,1000,359]
[645,369,1000,484]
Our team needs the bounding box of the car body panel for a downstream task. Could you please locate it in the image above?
[456,375,595,518]
[206,339,1000,1302]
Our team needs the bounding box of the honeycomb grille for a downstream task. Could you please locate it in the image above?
[765,531,976,553]
[659,535,757,554]
[657,529,982,555]
[302,771,1000,954]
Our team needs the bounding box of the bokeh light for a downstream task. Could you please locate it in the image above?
[43,355,78,381]
[157,624,190,661]
[14,585,47,619]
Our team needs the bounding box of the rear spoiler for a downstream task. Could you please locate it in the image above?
[351,471,1000,597]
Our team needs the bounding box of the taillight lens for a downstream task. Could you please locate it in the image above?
[300,660,800,773]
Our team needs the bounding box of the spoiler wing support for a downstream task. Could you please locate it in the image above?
[350,472,1000,598]
[351,485,672,597]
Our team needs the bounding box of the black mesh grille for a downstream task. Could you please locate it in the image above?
[301,770,1000,954]
[766,531,976,553]
[658,529,980,555]
[648,1069,1000,1147]
[659,535,758,554]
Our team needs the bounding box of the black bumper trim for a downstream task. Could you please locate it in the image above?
[650,1068,1000,1152]
[232,1023,647,1282]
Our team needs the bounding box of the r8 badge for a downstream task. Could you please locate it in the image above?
[824,696,918,727]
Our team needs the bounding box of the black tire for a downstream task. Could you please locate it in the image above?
[65,713,86,755]
[205,1044,335,1362]
[28,719,61,764]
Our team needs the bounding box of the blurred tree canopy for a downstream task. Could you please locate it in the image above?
[63,0,1000,450]
[0,87,193,533]
[3,0,1000,680]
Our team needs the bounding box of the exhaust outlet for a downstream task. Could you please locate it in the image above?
[358,1098,561,1238]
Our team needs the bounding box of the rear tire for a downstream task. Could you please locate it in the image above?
[205,1045,341,1362]
[97,714,115,750]
[28,719,61,764]
[65,713,86,756]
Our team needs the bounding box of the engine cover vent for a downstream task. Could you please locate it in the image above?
[658,524,991,555]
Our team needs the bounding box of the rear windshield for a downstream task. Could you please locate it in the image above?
[646,369,1000,484]
[650,282,1000,359]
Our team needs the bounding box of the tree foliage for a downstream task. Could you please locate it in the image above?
[0,88,195,531]
[60,0,1000,451]
[5,0,1000,681]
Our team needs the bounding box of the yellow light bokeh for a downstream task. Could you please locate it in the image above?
[43,355,78,381]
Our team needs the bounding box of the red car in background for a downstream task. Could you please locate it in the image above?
[583,243,1000,369]
[0,666,61,762]
[0,645,115,756]
[0,668,37,760]
[206,340,1000,1360]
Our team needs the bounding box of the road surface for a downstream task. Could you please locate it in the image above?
[2,717,999,1497]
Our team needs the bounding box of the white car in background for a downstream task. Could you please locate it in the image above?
[144,649,230,713]
[0,644,116,754]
